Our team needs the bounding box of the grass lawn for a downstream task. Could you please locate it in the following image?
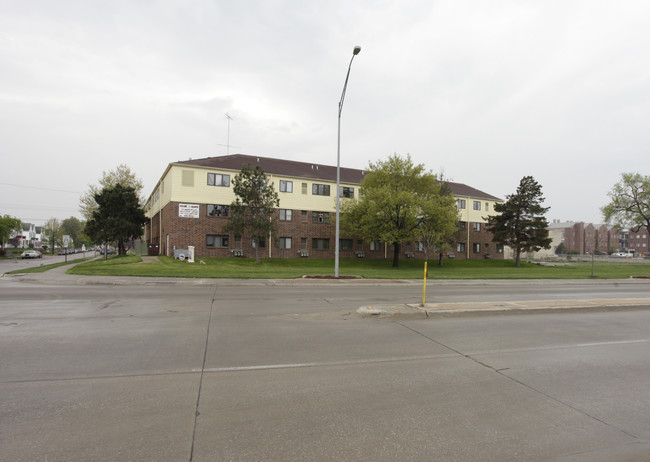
[62,255,650,280]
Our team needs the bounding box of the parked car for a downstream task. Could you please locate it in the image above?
[21,250,42,259]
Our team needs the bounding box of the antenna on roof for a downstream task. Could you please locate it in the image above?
[217,113,241,155]
[225,113,232,155]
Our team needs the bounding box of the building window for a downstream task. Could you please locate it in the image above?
[279,209,292,221]
[473,201,481,210]
[207,173,230,187]
[300,238,307,250]
[207,204,229,217]
[414,241,425,251]
[473,222,481,231]
[279,237,292,249]
[485,202,489,211]
[370,241,381,251]
[312,238,330,250]
[312,211,330,223]
[301,210,308,222]
[234,236,242,249]
[473,243,481,253]
[302,183,308,194]
[458,221,466,230]
[496,244,503,253]
[280,180,293,193]
[206,235,229,248]
[457,242,466,252]
[252,237,265,248]
[457,199,466,209]
[340,187,354,198]
[312,184,331,196]
[340,239,354,250]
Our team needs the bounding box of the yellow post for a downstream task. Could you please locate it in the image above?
[421,261,428,307]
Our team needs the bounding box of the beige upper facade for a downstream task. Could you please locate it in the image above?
[146,154,503,223]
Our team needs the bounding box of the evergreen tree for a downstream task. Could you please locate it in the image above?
[80,164,144,220]
[223,164,280,263]
[486,176,552,267]
[85,184,146,256]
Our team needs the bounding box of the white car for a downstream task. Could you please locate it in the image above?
[21,250,43,259]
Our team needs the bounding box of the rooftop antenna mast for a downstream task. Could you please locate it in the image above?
[225,113,232,155]
[217,113,241,155]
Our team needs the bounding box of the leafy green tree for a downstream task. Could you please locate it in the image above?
[223,164,280,263]
[341,154,456,268]
[486,176,552,267]
[602,173,650,251]
[85,184,147,256]
[416,181,459,266]
[554,242,566,255]
[80,164,144,220]
[0,215,23,249]
[43,217,62,254]
[61,217,83,246]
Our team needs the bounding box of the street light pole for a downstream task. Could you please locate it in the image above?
[335,46,361,278]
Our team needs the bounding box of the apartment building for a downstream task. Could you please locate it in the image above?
[144,154,504,260]
[559,221,645,255]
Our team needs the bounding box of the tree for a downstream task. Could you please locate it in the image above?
[555,242,566,255]
[80,164,144,220]
[416,181,459,266]
[341,154,457,268]
[486,176,552,267]
[602,173,650,252]
[223,164,280,263]
[60,217,83,246]
[85,184,147,256]
[42,217,62,254]
[0,215,23,249]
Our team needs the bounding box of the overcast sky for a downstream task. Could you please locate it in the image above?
[2,0,649,226]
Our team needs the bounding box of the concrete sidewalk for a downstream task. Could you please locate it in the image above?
[356,297,650,318]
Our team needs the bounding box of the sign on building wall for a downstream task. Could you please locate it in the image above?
[179,203,200,218]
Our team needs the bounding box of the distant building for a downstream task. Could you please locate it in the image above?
[551,220,647,256]
[626,227,650,255]
[144,154,505,260]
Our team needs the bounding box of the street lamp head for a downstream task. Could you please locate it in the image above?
[353,46,361,55]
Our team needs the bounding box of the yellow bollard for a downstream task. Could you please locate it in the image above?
[421,261,428,307]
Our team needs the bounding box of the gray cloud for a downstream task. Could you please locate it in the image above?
[1,0,649,225]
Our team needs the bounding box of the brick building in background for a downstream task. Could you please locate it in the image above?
[549,220,648,256]
[144,154,504,260]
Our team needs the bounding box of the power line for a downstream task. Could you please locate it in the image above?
[0,182,82,194]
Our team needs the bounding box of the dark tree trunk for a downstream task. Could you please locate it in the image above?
[515,247,521,267]
[438,252,444,266]
[392,242,400,268]
[254,237,261,263]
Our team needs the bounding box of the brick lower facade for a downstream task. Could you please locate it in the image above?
[145,201,503,260]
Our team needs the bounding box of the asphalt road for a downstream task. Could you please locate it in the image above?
[1,280,650,461]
